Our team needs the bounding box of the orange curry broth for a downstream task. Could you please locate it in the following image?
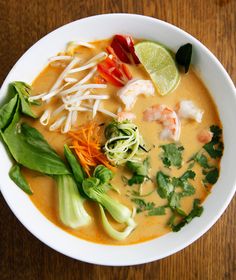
[22,39,222,245]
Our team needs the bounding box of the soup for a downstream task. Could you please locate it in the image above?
[0,36,223,245]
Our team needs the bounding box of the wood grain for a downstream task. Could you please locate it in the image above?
[0,0,235,279]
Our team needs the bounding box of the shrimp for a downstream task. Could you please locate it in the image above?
[197,129,213,143]
[143,104,181,141]
[117,79,155,110]
[177,100,204,123]
[117,111,136,122]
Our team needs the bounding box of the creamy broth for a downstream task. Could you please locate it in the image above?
[24,39,221,245]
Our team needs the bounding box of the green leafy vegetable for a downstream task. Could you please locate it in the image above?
[10,81,36,118]
[9,165,33,195]
[156,169,198,230]
[170,199,203,232]
[156,171,174,199]
[57,175,91,228]
[175,43,192,73]
[204,168,219,184]
[2,122,70,175]
[131,198,165,216]
[126,157,150,186]
[131,198,155,213]
[179,170,196,181]
[160,143,184,168]
[203,125,223,159]
[82,165,136,240]
[147,206,166,216]
[194,153,211,168]
[64,144,85,185]
[168,192,181,210]
[93,164,113,185]
[0,95,18,130]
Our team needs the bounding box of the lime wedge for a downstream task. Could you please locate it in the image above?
[134,41,179,95]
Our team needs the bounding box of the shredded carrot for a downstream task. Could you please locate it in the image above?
[68,121,115,176]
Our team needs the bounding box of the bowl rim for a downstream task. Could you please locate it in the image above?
[0,13,235,266]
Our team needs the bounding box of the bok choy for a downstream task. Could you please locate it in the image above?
[0,81,91,229]
[57,175,91,228]
[82,165,136,240]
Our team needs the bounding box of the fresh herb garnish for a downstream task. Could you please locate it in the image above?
[156,170,195,200]
[131,198,155,213]
[156,169,199,231]
[175,43,192,73]
[131,198,165,216]
[203,125,223,159]
[147,206,166,216]
[160,143,184,168]
[156,171,174,199]
[170,199,203,232]
[126,157,150,186]
[192,153,211,169]
[203,168,219,184]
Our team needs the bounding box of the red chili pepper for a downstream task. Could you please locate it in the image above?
[111,37,131,64]
[122,64,132,80]
[112,35,140,64]
[114,35,134,53]
[97,63,124,87]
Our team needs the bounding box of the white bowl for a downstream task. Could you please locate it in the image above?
[0,14,235,266]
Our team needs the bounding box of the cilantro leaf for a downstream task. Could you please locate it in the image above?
[148,206,166,216]
[203,125,223,159]
[126,157,150,186]
[128,175,145,185]
[156,171,174,198]
[171,199,203,232]
[179,170,196,181]
[168,192,181,210]
[204,168,219,184]
[195,153,211,168]
[172,170,196,197]
[131,198,155,213]
[160,143,184,168]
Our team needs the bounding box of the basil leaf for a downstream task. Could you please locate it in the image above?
[175,43,192,73]
[160,143,184,168]
[2,121,70,175]
[9,164,33,195]
[156,171,174,198]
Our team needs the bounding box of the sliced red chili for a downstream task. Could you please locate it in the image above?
[114,35,133,52]
[121,64,132,80]
[112,35,140,64]
[97,64,124,87]
[111,37,131,64]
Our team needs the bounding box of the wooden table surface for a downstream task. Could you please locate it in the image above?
[0,0,235,279]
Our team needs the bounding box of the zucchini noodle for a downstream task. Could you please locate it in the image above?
[104,120,144,165]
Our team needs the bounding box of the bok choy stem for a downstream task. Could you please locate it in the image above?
[56,175,91,228]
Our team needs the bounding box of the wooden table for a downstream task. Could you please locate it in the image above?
[0,1,235,279]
